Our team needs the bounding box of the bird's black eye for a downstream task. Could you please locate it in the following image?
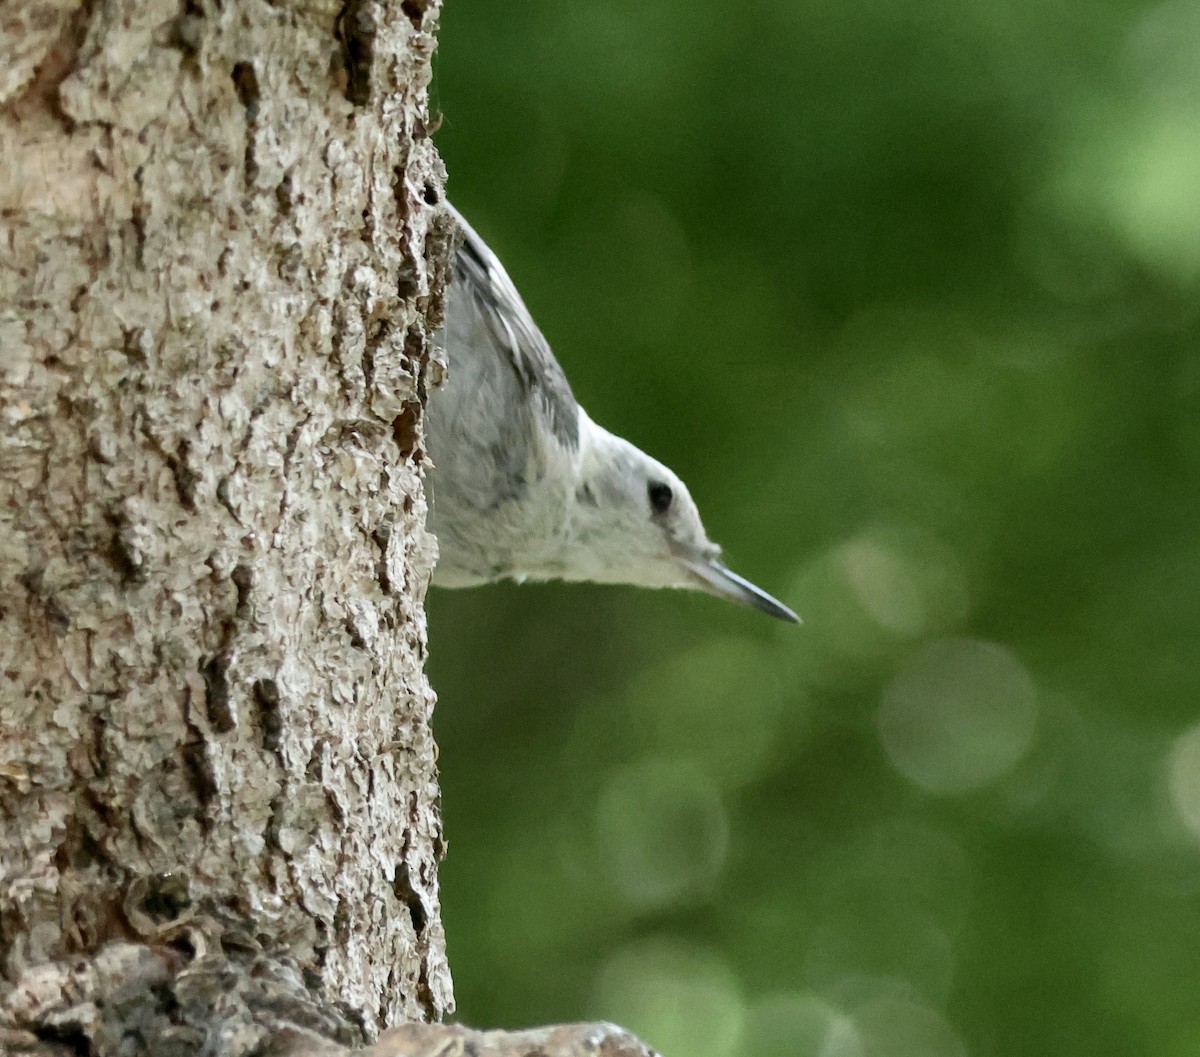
[648,480,673,516]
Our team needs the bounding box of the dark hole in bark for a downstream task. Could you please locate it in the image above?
[337,0,377,106]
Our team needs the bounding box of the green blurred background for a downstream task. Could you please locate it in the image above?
[426,1,1200,1054]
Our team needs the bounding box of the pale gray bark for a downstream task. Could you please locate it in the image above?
[296,1022,662,1057]
[0,0,453,1051]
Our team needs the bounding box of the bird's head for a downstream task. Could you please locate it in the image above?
[559,418,799,622]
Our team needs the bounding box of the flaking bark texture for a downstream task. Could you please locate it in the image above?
[296,1022,663,1057]
[0,0,454,1050]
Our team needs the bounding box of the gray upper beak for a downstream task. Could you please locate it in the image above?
[683,556,800,623]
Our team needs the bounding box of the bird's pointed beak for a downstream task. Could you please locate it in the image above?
[682,555,800,623]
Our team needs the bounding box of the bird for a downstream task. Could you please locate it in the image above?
[424,203,799,623]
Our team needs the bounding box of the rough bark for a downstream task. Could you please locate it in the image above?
[297,1022,662,1057]
[0,0,454,1051]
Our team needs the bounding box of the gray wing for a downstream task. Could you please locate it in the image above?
[426,205,581,548]
[445,204,579,450]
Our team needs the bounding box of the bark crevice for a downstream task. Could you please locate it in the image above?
[1,0,452,1045]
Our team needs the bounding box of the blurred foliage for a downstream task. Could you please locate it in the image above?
[426,0,1200,1054]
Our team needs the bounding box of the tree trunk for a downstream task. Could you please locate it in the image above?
[0,0,454,1051]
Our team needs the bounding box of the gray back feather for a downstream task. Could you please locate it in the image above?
[425,205,585,581]
[446,204,579,450]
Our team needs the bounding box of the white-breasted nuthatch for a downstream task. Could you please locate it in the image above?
[426,204,798,623]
